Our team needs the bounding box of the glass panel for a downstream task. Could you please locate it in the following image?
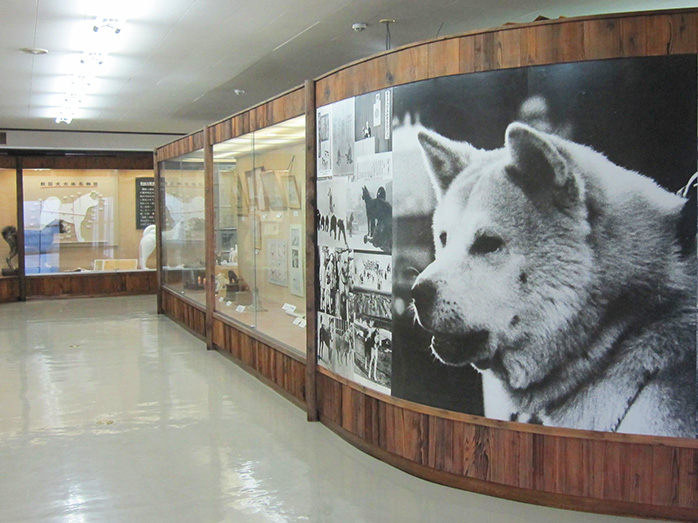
[253,117,306,352]
[22,168,154,274]
[0,169,18,277]
[213,116,306,353]
[213,133,256,329]
[159,151,206,305]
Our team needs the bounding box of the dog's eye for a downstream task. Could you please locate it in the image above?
[470,234,504,255]
[439,232,447,247]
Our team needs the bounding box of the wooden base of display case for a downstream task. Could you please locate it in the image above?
[212,315,306,408]
[0,277,19,302]
[26,271,157,299]
[161,287,207,340]
[317,369,698,521]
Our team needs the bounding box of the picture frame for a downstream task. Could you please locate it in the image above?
[283,175,301,209]
[245,166,265,211]
[236,172,249,216]
[219,227,237,252]
[260,170,287,211]
[266,239,288,286]
[289,224,304,297]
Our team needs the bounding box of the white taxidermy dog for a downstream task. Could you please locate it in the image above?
[412,121,696,438]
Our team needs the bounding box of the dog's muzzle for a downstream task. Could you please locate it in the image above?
[430,330,490,367]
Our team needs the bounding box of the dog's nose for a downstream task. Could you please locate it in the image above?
[412,279,437,313]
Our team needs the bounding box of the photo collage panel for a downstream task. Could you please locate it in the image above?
[316,89,393,394]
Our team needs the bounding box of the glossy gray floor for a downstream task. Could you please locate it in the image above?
[0,296,655,523]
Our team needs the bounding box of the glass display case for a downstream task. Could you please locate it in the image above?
[159,151,206,305]
[212,116,306,353]
[21,168,155,275]
[0,169,18,277]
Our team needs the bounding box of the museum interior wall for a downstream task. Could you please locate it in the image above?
[158,9,697,521]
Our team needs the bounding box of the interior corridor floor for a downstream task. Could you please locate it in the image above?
[0,295,659,522]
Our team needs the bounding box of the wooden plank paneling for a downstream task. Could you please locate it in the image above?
[161,289,207,338]
[211,316,307,404]
[21,154,152,170]
[155,131,205,163]
[385,46,429,86]
[208,87,305,145]
[317,371,698,519]
[0,277,19,302]
[317,10,698,107]
[427,39,461,78]
[26,272,157,299]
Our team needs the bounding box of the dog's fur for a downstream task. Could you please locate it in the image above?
[412,122,696,437]
[362,186,392,252]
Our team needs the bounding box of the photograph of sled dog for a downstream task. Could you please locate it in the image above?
[391,55,697,437]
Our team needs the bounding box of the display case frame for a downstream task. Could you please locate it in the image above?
[0,153,157,300]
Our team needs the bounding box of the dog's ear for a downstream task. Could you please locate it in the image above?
[418,130,473,197]
[505,122,581,203]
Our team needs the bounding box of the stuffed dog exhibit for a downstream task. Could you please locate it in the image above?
[411,122,696,437]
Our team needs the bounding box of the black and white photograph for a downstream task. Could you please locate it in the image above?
[345,179,393,253]
[390,55,697,437]
[317,107,332,179]
[354,89,393,157]
[317,179,349,249]
[351,316,391,393]
[317,311,336,368]
[331,97,355,177]
[351,252,392,294]
[318,245,353,322]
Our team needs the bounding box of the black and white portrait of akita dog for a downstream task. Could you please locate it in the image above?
[411,121,697,438]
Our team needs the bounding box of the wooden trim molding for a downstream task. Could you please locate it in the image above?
[203,125,215,350]
[153,151,164,314]
[304,78,318,422]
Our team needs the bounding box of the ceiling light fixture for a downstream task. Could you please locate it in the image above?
[54,7,129,124]
[20,47,49,55]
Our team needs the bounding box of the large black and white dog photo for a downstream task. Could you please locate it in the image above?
[390,55,697,437]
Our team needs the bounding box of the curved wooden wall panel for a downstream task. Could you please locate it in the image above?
[315,10,697,107]
[318,371,697,521]
[155,130,205,163]
[312,9,698,521]
[0,277,19,303]
[161,288,207,339]
[212,316,306,408]
[25,271,157,299]
[208,86,305,145]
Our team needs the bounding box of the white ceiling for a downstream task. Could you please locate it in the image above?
[0,0,696,149]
